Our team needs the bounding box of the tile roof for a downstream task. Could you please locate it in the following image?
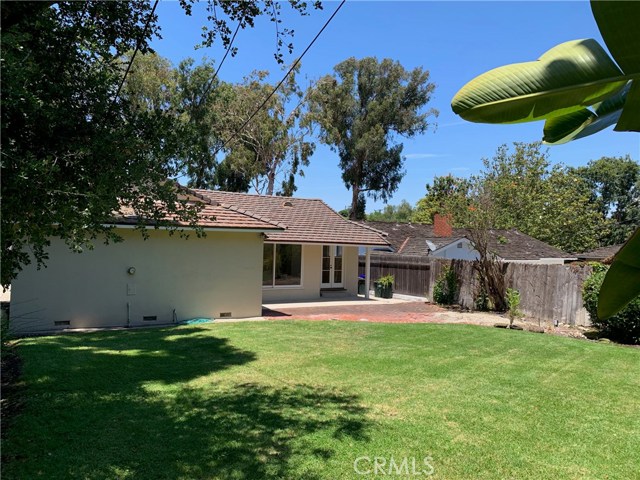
[191,189,389,246]
[363,221,573,260]
[574,244,622,261]
[114,198,284,231]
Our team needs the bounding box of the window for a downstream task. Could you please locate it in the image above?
[263,244,302,287]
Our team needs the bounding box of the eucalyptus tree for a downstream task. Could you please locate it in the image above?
[219,69,314,196]
[306,57,438,219]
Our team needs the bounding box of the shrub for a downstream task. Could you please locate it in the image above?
[474,278,490,311]
[376,274,394,288]
[505,288,523,326]
[583,264,640,345]
[433,266,457,305]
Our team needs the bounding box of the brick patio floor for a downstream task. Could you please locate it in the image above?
[262,301,445,323]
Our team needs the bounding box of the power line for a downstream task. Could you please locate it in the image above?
[112,0,160,105]
[199,21,242,106]
[216,0,346,155]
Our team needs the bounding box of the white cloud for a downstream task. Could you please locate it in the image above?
[404,153,452,159]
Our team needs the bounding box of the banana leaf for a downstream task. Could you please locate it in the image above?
[598,228,640,319]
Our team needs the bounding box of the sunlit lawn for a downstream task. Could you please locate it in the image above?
[3,321,639,479]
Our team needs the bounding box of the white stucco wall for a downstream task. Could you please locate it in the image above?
[431,239,480,261]
[262,244,359,303]
[10,229,264,334]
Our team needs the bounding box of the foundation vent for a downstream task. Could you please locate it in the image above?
[54,320,70,326]
[142,315,158,321]
[219,312,232,318]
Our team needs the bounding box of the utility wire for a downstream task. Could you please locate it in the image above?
[215,0,346,154]
[199,21,242,106]
[112,0,160,105]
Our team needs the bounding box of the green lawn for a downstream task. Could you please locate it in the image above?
[3,321,639,479]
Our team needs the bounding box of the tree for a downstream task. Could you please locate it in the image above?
[367,200,415,223]
[338,193,366,220]
[478,143,605,253]
[1,1,321,288]
[124,53,233,189]
[413,143,607,252]
[412,175,472,225]
[306,57,437,219]
[218,69,314,196]
[451,1,639,143]
[573,156,640,245]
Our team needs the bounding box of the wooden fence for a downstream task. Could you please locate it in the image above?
[359,254,593,326]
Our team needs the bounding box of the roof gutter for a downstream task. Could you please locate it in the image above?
[102,224,283,233]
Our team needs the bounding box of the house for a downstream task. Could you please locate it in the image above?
[363,215,576,264]
[9,190,388,334]
[574,244,622,262]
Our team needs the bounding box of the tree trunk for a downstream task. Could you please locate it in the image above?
[266,170,276,196]
[350,184,360,220]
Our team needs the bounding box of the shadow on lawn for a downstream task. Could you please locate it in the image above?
[2,326,370,480]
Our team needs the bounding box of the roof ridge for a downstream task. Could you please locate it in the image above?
[191,187,328,203]
[353,220,390,236]
[186,188,287,229]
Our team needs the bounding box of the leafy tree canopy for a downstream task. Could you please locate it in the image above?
[412,175,472,225]
[1,1,321,288]
[367,200,415,223]
[414,143,609,253]
[572,155,639,245]
[305,57,437,219]
[217,68,314,196]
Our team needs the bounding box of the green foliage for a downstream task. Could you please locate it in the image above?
[583,265,640,345]
[505,288,523,326]
[376,274,394,288]
[572,155,640,245]
[596,228,640,319]
[0,1,320,288]
[474,282,490,312]
[479,143,605,252]
[367,200,415,222]
[415,143,609,253]
[412,175,472,224]
[339,193,366,220]
[433,266,458,305]
[217,69,314,195]
[451,1,640,141]
[306,57,437,219]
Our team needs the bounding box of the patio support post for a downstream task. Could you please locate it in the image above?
[365,247,371,299]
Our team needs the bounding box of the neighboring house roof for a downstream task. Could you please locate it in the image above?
[574,244,622,261]
[191,189,390,246]
[362,221,573,261]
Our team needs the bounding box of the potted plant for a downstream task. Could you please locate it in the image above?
[374,274,394,299]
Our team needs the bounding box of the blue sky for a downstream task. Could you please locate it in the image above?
[152,0,639,212]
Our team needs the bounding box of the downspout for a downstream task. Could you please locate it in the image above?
[126,302,130,328]
[365,247,371,300]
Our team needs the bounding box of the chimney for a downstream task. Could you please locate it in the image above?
[433,213,453,237]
